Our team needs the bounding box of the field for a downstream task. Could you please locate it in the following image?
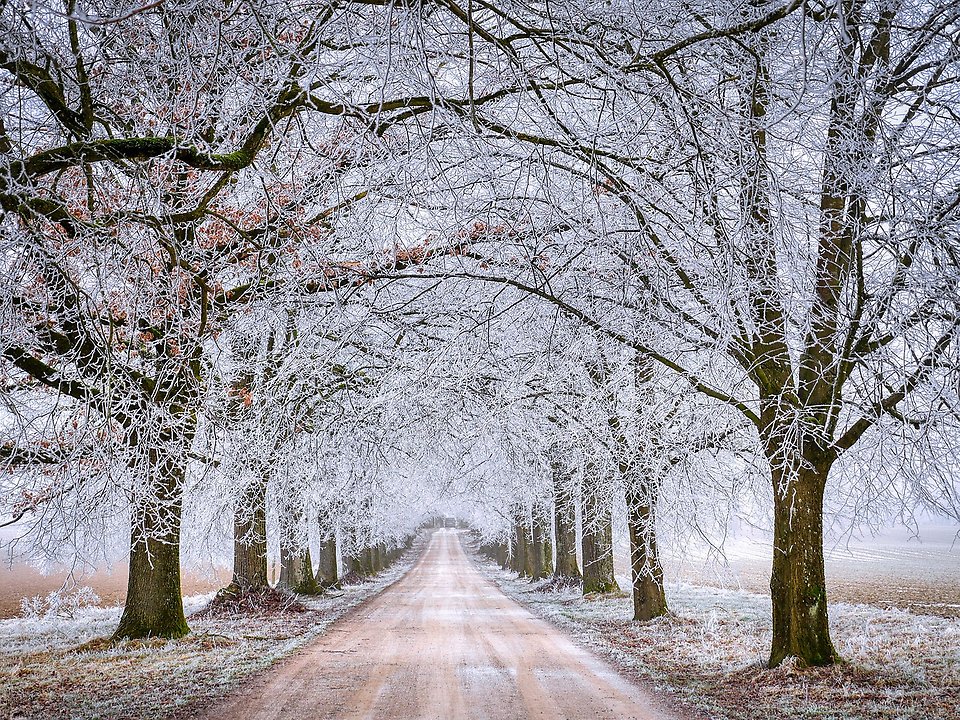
[614,523,960,619]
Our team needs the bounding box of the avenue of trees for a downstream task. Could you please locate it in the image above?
[1,0,958,669]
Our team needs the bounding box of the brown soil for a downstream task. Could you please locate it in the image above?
[200,530,685,720]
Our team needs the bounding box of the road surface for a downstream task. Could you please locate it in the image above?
[203,529,681,720]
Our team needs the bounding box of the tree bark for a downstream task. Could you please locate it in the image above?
[278,505,320,594]
[542,520,554,576]
[347,537,371,579]
[768,454,836,667]
[522,529,535,578]
[315,535,339,588]
[512,518,530,577]
[531,518,546,580]
[113,449,189,639]
[279,544,320,594]
[581,471,619,594]
[626,482,667,621]
[229,475,268,591]
[554,488,580,580]
[277,509,318,594]
[498,541,509,568]
[364,546,378,575]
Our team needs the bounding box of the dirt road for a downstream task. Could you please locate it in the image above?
[203,529,680,720]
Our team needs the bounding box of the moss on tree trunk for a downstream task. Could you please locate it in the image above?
[581,471,619,594]
[626,484,667,621]
[113,454,188,640]
[554,488,580,580]
[315,536,339,588]
[768,457,836,667]
[279,545,320,595]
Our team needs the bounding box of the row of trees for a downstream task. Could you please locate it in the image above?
[2,0,958,669]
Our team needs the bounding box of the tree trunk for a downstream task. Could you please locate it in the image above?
[768,456,836,667]
[542,521,553,576]
[554,489,580,580]
[279,545,320,594]
[522,530,535,577]
[513,519,529,576]
[364,546,377,575]
[626,483,667,621]
[495,541,509,568]
[278,507,320,594]
[229,476,268,591]
[531,519,546,580]
[581,473,619,594]
[347,540,369,578]
[315,536,339,588]
[114,450,189,640]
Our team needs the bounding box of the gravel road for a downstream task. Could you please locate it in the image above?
[201,529,680,720]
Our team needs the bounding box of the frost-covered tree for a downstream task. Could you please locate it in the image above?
[0,0,488,637]
[391,0,960,666]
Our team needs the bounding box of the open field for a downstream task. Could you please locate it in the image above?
[616,524,960,619]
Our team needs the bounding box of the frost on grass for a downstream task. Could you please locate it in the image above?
[0,549,418,720]
[479,560,960,720]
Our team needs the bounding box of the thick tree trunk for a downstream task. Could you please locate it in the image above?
[278,508,320,594]
[114,450,189,640]
[229,476,268,591]
[364,546,378,575]
[522,530,535,577]
[315,536,339,588]
[581,473,619,594]
[279,545,320,594]
[626,483,667,621]
[512,519,530,576]
[347,540,370,578]
[768,457,836,667]
[554,490,580,580]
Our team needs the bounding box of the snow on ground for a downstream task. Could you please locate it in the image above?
[474,556,960,720]
[0,539,424,720]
